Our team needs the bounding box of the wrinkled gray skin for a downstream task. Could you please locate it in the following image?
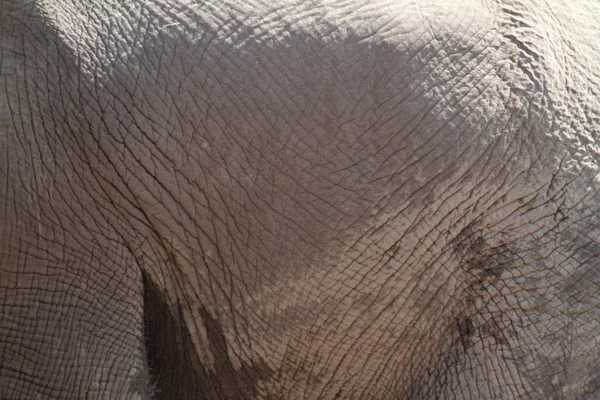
[2,0,600,398]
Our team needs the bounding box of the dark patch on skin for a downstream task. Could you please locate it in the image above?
[454,292,514,351]
[480,318,511,347]
[456,314,476,351]
[449,225,518,358]
[452,222,513,286]
[142,270,272,399]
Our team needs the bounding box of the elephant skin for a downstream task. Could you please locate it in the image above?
[2,0,600,398]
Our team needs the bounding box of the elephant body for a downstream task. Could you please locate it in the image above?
[2,0,600,398]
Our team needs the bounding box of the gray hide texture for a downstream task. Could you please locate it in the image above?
[2,0,600,399]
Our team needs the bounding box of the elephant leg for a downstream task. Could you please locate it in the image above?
[1,2,151,396]
[0,216,152,399]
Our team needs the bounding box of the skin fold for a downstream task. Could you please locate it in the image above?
[2,0,600,398]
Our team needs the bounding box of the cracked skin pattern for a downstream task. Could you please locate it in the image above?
[2,0,600,398]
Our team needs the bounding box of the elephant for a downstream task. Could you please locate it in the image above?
[2,0,600,398]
